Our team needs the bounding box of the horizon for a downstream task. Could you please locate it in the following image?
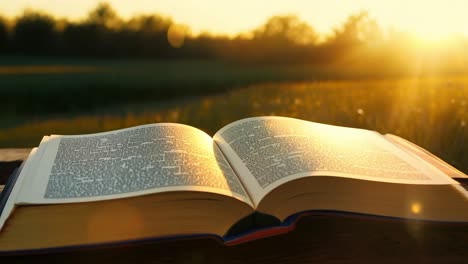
[1,0,467,40]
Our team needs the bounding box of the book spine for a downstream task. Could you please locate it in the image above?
[224,225,294,246]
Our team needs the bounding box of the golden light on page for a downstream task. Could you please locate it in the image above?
[180,129,237,197]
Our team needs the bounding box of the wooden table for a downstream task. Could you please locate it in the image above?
[1,149,468,263]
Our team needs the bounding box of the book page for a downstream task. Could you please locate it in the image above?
[214,117,456,206]
[16,124,252,206]
[384,134,468,179]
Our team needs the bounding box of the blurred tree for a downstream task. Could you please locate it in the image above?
[123,15,173,57]
[63,3,123,57]
[234,15,319,64]
[6,4,467,75]
[183,33,221,59]
[318,11,384,66]
[253,15,318,45]
[125,14,172,33]
[12,10,57,54]
[0,16,7,52]
[63,23,101,56]
[87,2,122,30]
[327,11,382,46]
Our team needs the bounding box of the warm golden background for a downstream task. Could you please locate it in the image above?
[0,1,466,172]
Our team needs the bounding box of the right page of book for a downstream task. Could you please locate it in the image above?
[214,116,457,206]
[384,134,468,179]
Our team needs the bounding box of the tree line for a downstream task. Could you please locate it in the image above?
[0,3,466,71]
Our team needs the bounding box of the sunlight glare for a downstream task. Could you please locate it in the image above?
[406,13,459,42]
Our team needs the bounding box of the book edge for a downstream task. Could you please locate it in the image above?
[3,209,468,255]
[0,167,22,223]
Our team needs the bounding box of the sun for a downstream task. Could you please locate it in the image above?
[391,1,467,42]
[409,20,458,42]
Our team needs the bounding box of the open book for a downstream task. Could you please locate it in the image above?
[0,116,467,252]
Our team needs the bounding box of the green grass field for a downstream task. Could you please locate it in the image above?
[0,73,466,173]
[0,56,434,117]
[0,57,338,116]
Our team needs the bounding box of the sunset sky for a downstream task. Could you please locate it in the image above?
[1,0,467,39]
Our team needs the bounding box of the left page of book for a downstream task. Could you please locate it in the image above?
[16,124,252,206]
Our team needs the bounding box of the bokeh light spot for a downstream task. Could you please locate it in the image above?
[167,24,186,48]
[411,202,422,214]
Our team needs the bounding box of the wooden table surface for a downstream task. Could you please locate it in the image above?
[1,148,468,263]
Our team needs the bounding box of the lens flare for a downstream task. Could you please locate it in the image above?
[411,202,422,214]
[167,24,186,48]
